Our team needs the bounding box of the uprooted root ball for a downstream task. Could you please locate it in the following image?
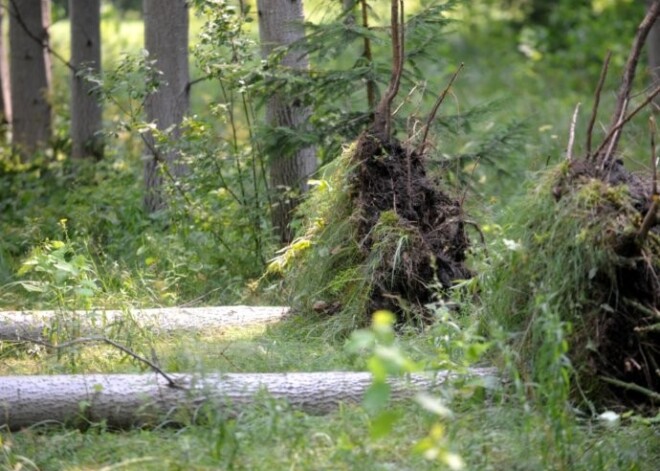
[485,160,660,409]
[273,133,472,335]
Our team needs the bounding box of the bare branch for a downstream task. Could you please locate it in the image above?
[566,102,581,161]
[6,0,76,73]
[416,63,464,155]
[360,0,376,110]
[602,2,660,159]
[586,51,611,159]
[9,336,185,390]
[595,85,660,166]
[372,0,404,139]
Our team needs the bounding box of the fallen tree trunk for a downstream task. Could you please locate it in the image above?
[0,368,497,430]
[0,306,289,341]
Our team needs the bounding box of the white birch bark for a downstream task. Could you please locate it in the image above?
[70,0,103,159]
[0,306,289,341]
[8,0,51,159]
[0,4,12,130]
[143,0,190,212]
[257,0,318,243]
[0,368,497,430]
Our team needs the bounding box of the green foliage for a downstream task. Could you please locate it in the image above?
[480,164,648,417]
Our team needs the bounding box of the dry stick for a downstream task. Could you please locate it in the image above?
[9,336,185,390]
[652,116,658,195]
[594,85,660,165]
[638,117,659,243]
[566,102,581,161]
[600,376,660,401]
[416,63,464,156]
[600,2,660,163]
[373,0,404,138]
[586,51,612,159]
[360,0,376,111]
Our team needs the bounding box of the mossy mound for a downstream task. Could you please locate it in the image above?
[485,160,660,408]
[273,132,471,336]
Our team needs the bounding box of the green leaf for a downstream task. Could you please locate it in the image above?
[369,410,401,439]
[363,381,391,414]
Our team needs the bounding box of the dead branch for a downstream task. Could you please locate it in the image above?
[6,0,76,73]
[600,2,660,161]
[372,0,404,139]
[8,335,184,389]
[586,51,612,159]
[566,102,581,161]
[416,63,464,155]
[360,0,376,110]
[595,85,660,167]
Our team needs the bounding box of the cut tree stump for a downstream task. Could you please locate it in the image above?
[0,306,290,341]
[0,368,497,430]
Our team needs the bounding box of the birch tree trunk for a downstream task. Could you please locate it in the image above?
[0,5,12,132]
[257,0,317,243]
[0,306,289,341]
[8,0,51,160]
[70,0,103,160]
[648,0,660,111]
[0,369,497,430]
[143,0,190,213]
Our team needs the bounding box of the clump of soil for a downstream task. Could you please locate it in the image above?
[564,161,660,407]
[484,4,660,409]
[349,132,472,319]
[274,128,472,334]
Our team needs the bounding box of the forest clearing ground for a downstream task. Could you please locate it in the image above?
[1,309,660,470]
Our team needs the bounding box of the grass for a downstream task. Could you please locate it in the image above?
[2,1,660,470]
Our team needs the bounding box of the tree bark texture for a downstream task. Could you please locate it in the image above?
[648,0,660,111]
[257,0,318,244]
[9,0,51,159]
[0,306,289,341]
[0,368,497,430]
[143,0,190,212]
[69,0,103,160]
[0,6,12,130]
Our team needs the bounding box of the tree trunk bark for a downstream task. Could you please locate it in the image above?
[8,0,51,160]
[0,306,289,341]
[0,6,12,132]
[648,0,660,111]
[257,0,317,244]
[143,0,190,213]
[69,0,103,160]
[0,368,497,430]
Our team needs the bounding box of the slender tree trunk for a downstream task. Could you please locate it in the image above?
[69,0,103,160]
[0,5,12,132]
[8,0,51,159]
[143,0,190,213]
[0,369,497,430]
[0,305,289,340]
[257,0,317,244]
[648,0,660,111]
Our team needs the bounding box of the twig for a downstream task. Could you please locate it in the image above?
[373,0,404,139]
[601,2,660,161]
[566,102,581,161]
[595,85,660,166]
[185,74,211,93]
[5,0,76,73]
[360,0,376,110]
[652,116,657,195]
[599,375,660,401]
[638,116,659,243]
[586,51,611,159]
[416,63,464,155]
[10,336,185,390]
